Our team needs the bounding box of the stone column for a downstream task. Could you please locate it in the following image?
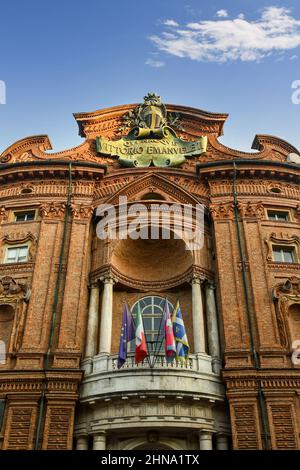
[205,282,221,373]
[191,276,206,354]
[216,434,229,450]
[199,431,213,450]
[85,283,100,358]
[98,276,114,355]
[93,432,106,450]
[76,436,88,450]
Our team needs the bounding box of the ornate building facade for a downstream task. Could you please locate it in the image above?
[0,94,299,450]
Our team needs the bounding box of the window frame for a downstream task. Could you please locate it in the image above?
[13,210,36,223]
[4,245,29,264]
[272,245,296,263]
[267,209,290,222]
[129,296,174,354]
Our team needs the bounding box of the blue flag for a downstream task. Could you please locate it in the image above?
[172,301,190,361]
[117,303,135,369]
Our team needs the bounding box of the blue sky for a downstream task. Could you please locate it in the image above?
[0,0,299,153]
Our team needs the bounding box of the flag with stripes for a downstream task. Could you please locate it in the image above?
[164,300,176,362]
[172,301,190,361]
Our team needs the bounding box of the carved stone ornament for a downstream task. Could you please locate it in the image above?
[0,206,8,223]
[0,275,30,302]
[237,201,264,219]
[264,233,300,262]
[71,204,94,220]
[0,276,31,352]
[272,277,300,347]
[96,93,207,168]
[210,203,234,220]
[38,202,66,219]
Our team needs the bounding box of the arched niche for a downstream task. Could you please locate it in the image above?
[273,277,300,347]
[111,235,193,285]
[0,276,30,355]
[288,303,300,343]
[0,304,15,352]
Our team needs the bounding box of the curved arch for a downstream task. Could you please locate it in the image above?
[288,303,300,343]
[120,436,184,451]
[111,235,193,285]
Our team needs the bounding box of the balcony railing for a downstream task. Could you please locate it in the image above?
[110,354,195,370]
[82,353,218,376]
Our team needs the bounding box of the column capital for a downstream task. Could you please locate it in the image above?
[191,275,205,286]
[99,273,115,285]
[199,429,214,436]
[93,430,106,438]
[205,280,216,290]
[88,280,100,290]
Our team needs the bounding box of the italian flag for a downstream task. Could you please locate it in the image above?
[134,303,148,364]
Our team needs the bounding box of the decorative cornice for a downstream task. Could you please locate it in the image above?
[90,264,213,290]
[2,231,37,246]
[0,135,52,163]
[223,371,300,391]
[73,103,228,139]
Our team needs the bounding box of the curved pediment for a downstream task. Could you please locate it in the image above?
[102,172,202,206]
[74,102,228,140]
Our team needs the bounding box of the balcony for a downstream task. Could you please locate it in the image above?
[80,353,225,404]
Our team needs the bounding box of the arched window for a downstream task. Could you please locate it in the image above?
[130,296,173,354]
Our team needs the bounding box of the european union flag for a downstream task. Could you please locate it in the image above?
[172,301,190,361]
[117,303,135,369]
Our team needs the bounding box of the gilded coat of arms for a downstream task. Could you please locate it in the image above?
[96,93,207,167]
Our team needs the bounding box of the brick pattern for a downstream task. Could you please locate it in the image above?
[270,404,297,449]
[3,405,37,450]
[43,406,74,450]
[232,404,260,450]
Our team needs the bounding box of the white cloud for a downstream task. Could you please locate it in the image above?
[150,6,300,63]
[216,9,228,18]
[145,58,165,68]
[163,19,179,27]
[290,54,298,60]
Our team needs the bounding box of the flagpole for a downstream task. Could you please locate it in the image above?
[140,308,152,368]
[152,298,167,369]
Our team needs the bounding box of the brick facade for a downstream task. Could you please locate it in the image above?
[0,98,299,449]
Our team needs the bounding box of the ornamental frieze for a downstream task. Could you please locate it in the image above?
[38,202,67,220]
[210,203,234,220]
[71,204,94,220]
[237,201,264,218]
